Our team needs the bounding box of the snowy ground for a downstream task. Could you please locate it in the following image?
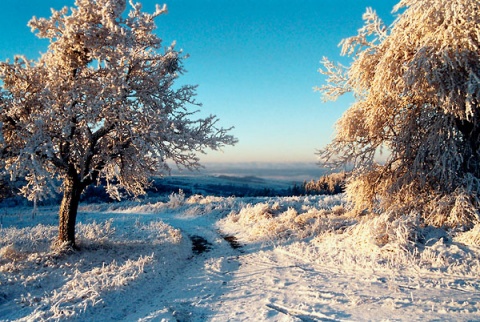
[1,191,480,321]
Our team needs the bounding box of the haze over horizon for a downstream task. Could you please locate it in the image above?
[0,0,398,164]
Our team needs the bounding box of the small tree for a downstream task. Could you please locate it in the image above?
[316,0,480,227]
[0,0,236,247]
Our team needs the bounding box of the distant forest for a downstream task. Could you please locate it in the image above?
[291,172,347,196]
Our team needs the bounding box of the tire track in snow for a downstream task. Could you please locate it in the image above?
[124,217,245,321]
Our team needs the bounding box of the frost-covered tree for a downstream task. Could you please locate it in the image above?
[0,0,236,247]
[316,0,480,227]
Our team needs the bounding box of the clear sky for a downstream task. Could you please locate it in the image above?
[0,0,398,164]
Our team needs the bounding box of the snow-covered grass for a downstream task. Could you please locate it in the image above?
[0,206,189,321]
[220,196,480,278]
[2,192,480,321]
[218,194,347,242]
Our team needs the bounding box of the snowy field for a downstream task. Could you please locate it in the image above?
[2,191,480,321]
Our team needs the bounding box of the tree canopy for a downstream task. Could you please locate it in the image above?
[316,0,480,227]
[0,0,236,246]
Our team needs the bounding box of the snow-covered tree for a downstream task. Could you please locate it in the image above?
[316,0,480,227]
[0,0,237,247]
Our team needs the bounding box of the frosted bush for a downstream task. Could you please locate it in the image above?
[29,255,154,321]
[77,219,115,245]
[273,212,422,275]
[168,190,185,208]
[219,198,351,242]
[185,194,202,204]
[135,220,182,244]
[454,224,480,247]
[0,225,56,256]
[331,204,346,216]
[424,191,480,228]
[0,244,25,262]
[196,195,226,204]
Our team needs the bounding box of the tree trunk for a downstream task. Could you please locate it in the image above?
[455,118,480,177]
[58,174,84,248]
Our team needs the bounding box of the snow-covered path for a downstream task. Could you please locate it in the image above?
[125,212,246,321]
[118,210,348,322]
[123,205,480,322]
[129,236,480,321]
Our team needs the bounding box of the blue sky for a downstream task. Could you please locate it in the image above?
[0,0,398,164]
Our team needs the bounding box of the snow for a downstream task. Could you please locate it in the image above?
[2,192,480,321]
